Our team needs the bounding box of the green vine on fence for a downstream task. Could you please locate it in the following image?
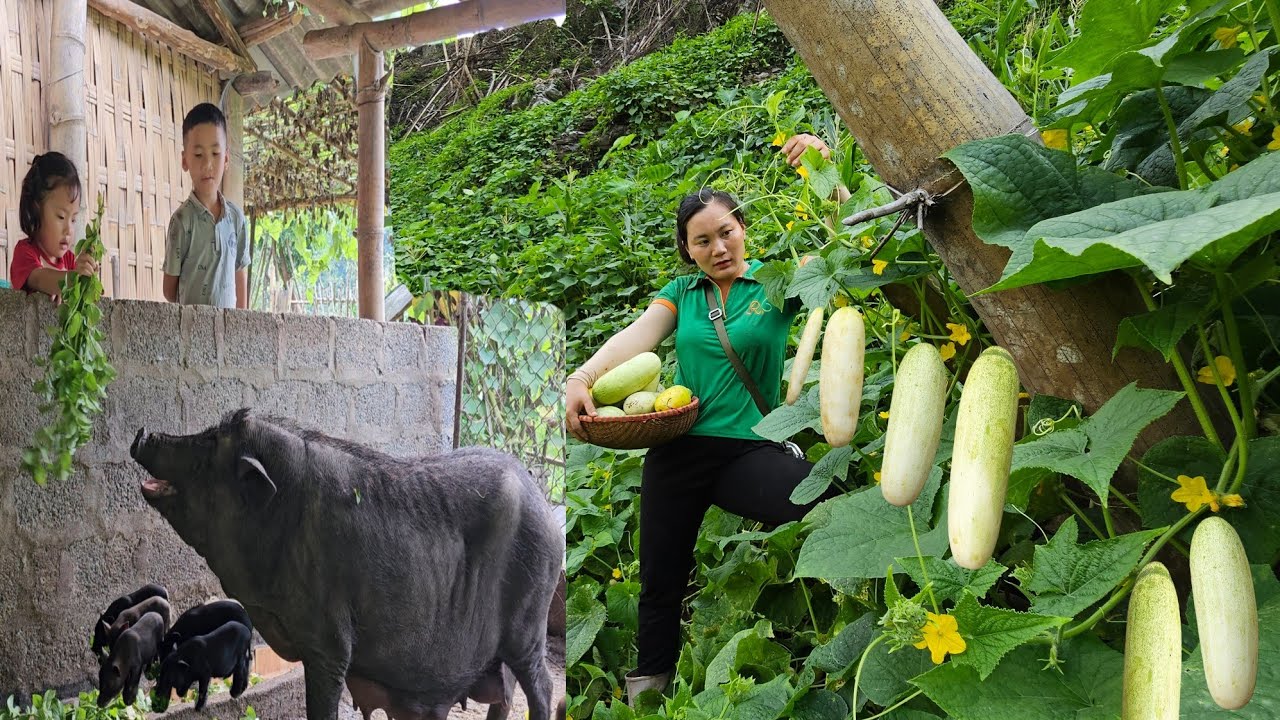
[20,195,116,486]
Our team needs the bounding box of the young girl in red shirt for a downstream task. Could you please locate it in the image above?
[9,152,99,301]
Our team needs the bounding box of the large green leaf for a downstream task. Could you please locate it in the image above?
[1017,517,1162,618]
[1053,5,1230,123]
[692,674,792,720]
[795,468,946,580]
[789,251,850,310]
[790,445,853,505]
[896,556,1008,605]
[754,260,794,310]
[987,185,1280,290]
[1180,595,1280,718]
[754,385,823,441]
[949,133,1280,293]
[705,620,790,688]
[949,592,1069,680]
[859,642,936,707]
[1113,301,1203,360]
[1047,0,1181,79]
[806,612,878,675]
[1010,382,1184,502]
[942,134,1153,253]
[567,583,608,668]
[914,635,1124,719]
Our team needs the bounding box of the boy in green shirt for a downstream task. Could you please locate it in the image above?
[163,103,250,308]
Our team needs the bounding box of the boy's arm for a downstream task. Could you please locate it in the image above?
[162,275,180,303]
[235,206,250,310]
[162,213,185,303]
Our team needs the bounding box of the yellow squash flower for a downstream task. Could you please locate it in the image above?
[834,294,850,308]
[1196,355,1236,386]
[795,203,809,220]
[1214,26,1241,48]
[612,567,623,580]
[879,411,890,420]
[860,235,875,249]
[1172,475,1219,513]
[1018,391,1030,400]
[873,471,882,484]
[939,343,957,362]
[786,220,795,231]
[946,322,971,346]
[613,686,623,700]
[913,612,967,664]
[1269,126,1280,151]
[772,131,787,147]
[872,259,888,275]
[1041,128,1068,150]
[1222,494,1245,508]
[900,328,912,342]
[1233,117,1255,134]
[797,165,810,180]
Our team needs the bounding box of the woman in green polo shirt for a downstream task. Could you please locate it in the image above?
[567,135,842,699]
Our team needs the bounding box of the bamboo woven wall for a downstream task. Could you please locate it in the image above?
[1,0,218,300]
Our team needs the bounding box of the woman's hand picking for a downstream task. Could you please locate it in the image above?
[780,133,832,167]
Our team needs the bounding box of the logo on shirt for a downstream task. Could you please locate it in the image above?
[747,300,772,316]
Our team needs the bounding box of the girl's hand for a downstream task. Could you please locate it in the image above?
[781,133,832,166]
[566,377,598,443]
[73,251,99,277]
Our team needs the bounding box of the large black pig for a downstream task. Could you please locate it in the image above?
[130,409,564,720]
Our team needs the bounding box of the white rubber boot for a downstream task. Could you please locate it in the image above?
[625,669,672,704]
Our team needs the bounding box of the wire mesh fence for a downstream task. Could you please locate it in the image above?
[410,291,566,503]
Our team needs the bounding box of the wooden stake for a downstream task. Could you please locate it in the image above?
[231,71,281,96]
[303,0,564,60]
[356,42,385,321]
[300,0,370,27]
[240,8,304,47]
[50,0,88,238]
[89,0,256,73]
[195,0,255,63]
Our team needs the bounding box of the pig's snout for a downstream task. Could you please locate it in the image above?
[131,428,148,460]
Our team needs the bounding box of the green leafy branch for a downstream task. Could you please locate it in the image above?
[20,195,116,486]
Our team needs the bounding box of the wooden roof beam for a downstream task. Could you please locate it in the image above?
[195,0,255,64]
[300,0,370,27]
[302,0,564,60]
[89,0,255,73]
[240,8,304,47]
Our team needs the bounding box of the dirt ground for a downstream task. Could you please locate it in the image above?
[335,637,567,720]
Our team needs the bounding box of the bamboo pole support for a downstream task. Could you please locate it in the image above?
[89,0,256,73]
[303,0,564,60]
[356,42,385,321]
[49,0,88,237]
[241,8,304,47]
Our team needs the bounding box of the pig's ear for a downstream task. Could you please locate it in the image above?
[237,456,277,504]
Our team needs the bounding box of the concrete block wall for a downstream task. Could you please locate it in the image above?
[0,289,458,700]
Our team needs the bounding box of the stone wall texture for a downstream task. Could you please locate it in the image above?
[0,289,458,699]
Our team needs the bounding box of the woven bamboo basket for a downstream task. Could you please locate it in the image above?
[578,398,700,450]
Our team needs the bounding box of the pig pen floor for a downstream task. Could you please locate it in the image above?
[335,637,567,720]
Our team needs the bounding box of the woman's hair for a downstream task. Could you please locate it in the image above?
[19,152,82,239]
[675,188,745,264]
